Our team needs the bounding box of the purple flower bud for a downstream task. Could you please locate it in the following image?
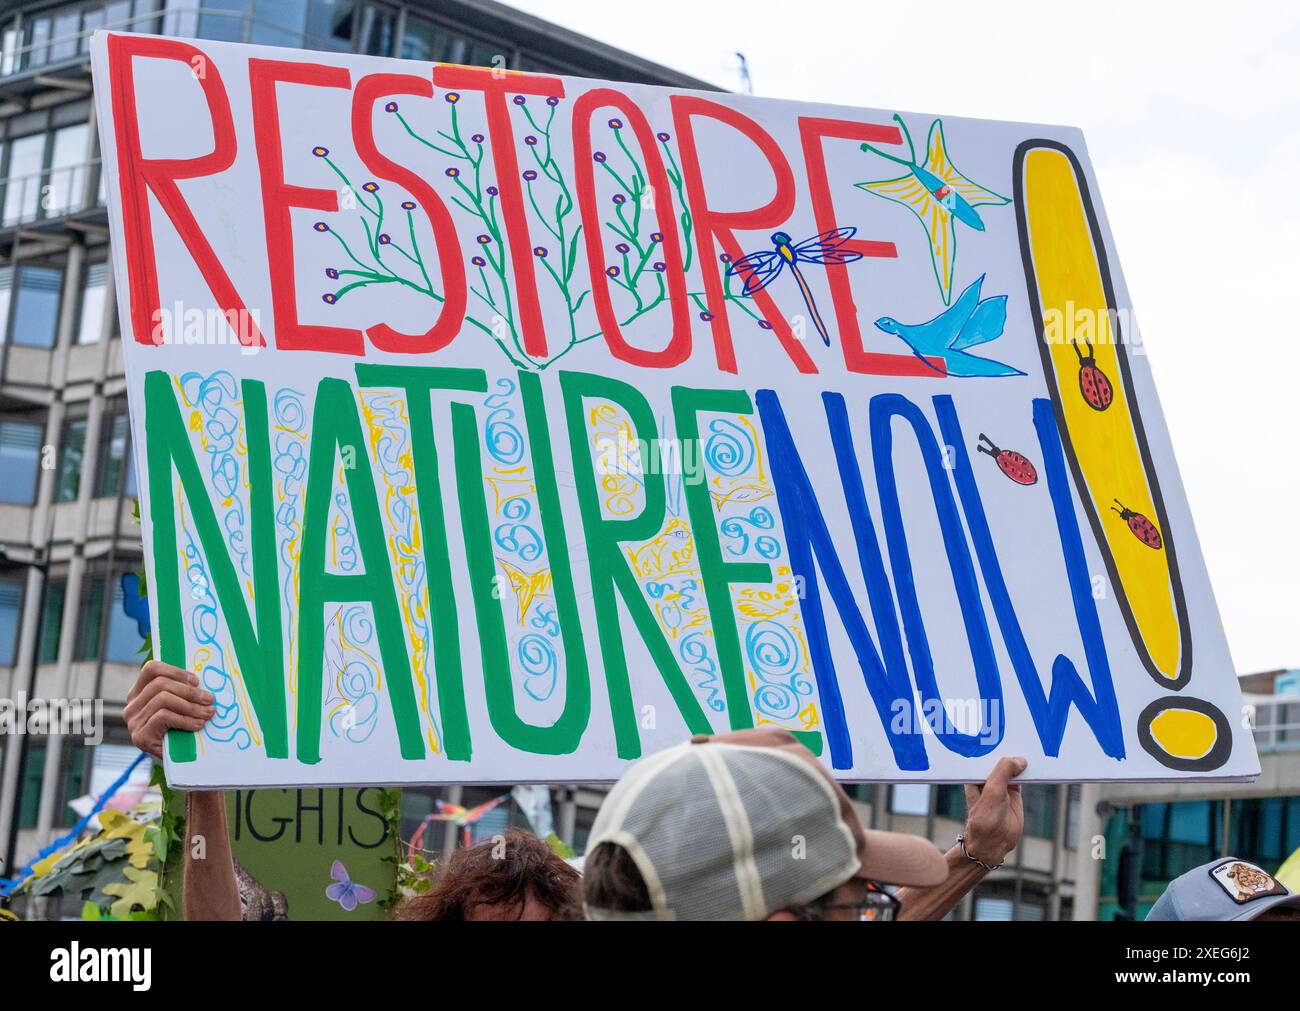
[313,221,329,232]
[593,151,607,163]
[513,95,526,105]
[533,246,548,258]
[656,131,671,142]
[363,182,378,193]
[615,243,630,254]
[446,167,460,178]
[653,261,666,271]
[384,102,398,113]
[699,311,714,322]
[525,135,538,146]
[472,255,487,267]
[522,169,538,181]
[487,185,499,196]
[323,293,337,304]
[546,96,560,107]
[612,194,626,205]
[477,234,491,245]
[326,267,340,280]
[401,200,416,210]
[650,232,663,243]
[606,265,620,278]
[378,233,391,245]
[757,319,774,330]
[312,146,329,157]
[608,118,623,129]
[445,92,460,104]
[472,133,485,143]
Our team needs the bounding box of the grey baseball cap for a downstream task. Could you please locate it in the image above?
[1146,857,1300,921]
[584,727,948,921]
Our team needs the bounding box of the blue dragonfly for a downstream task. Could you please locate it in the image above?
[727,227,863,347]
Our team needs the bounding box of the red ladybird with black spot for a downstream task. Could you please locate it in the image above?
[1111,499,1163,549]
[976,433,1037,486]
[1071,338,1113,411]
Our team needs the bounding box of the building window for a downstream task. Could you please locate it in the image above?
[77,568,145,663]
[0,416,43,505]
[56,415,88,502]
[1,264,65,347]
[17,740,86,830]
[1,121,89,226]
[889,784,931,816]
[97,402,136,498]
[77,262,109,344]
[1021,784,1058,838]
[38,579,67,664]
[0,577,23,665]
[935,785,966,821]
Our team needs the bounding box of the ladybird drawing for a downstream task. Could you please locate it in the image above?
[1111,499,1163,549]
[1071,338,1114,411]
[976,433,1038,485]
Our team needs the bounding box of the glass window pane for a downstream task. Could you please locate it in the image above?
[77,263,107,344]
[890,784,930,816]
[400,13,437,61]
[252,0,306,47]
[106,575,143,662]
[0,418,41,504]
[0,579,22,665]
[46,122,89,217]
[78,577,104,661]
[163,0,201,37]
[304,0,355,52]
[356,3,394,56]
[22,18,51,71]
[10,265,64,347]
[3,134,47,226]
[98,411,131,497]
[198,0,251,43]
[0,265,10,343]
[38,579,66,664]
[57,417,87,502]
[49,12,82,63]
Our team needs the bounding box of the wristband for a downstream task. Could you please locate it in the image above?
[956,833,1003,871]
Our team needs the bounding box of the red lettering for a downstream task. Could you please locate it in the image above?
[571,89,691,368]
[351,73,467,353]
[670,96,816,375]
[431,67,565,359]
[249,59,361,355]
[798,117,940,376]
[106,35,263,347]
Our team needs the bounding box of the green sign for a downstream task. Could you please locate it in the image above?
[227,788,396,920]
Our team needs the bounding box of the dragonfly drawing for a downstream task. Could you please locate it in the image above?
[727,227,863,347]
[856,116,1010,305]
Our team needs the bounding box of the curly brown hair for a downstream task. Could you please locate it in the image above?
[393,828,582,921]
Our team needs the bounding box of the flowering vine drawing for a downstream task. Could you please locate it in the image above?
[309,91,770,370]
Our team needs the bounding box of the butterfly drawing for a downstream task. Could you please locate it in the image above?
[325,860,376,912]
[856,116,1010,304]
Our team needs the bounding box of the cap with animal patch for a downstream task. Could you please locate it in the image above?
[1147,857,1300,921]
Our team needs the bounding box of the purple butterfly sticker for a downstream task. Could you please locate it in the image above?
[325,860,376,912]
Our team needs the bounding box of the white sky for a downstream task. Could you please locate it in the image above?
[512,0,1300,675]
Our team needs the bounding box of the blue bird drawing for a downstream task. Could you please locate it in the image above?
[873,274,1023,378]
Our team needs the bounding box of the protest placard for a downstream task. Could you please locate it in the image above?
[89,31,1258,786]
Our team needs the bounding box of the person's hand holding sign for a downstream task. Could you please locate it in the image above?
[895,756,1028,921]
[961,756,1028,867]
[124,660,216,757]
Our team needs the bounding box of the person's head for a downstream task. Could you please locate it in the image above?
[582,728,948,920]
[1146,857,1300,922]
[394,828,581,921]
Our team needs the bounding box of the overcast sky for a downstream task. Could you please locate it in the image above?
[512,0,1299,675]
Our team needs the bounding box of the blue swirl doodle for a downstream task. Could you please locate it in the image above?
[323,605,380,743]
[529,601,560,637]
[518,633,558,702]
[331,491,360,573]
[180,370,250,578]
[680,632,725,712]
[180,523,252,750]
[703,417,754,477]
[720,505,782,560]
[272,387,308,624]
[483,378,525,466]
[745,620,813,721]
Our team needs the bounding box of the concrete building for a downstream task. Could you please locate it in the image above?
[1,0,1295,922]
[0,0,713,898]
